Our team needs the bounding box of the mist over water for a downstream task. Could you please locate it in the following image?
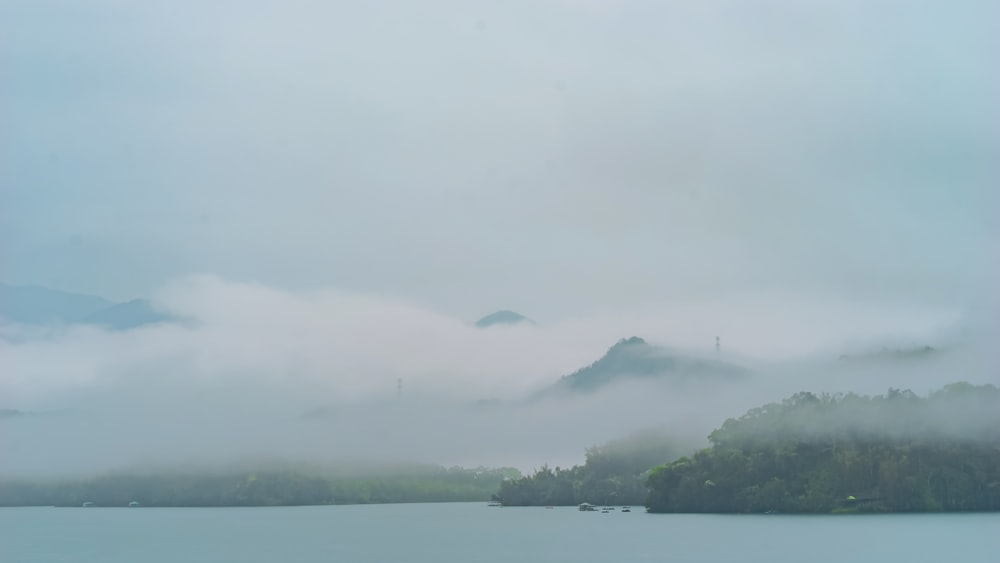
[1,276,995,478]
[1,1,997,484]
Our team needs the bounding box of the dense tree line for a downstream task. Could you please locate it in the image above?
[496,431,682,506]
[0,465,520,507]
[647,383,1000,513]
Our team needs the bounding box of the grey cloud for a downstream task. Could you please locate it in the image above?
[1,276,993,477]
[1,1,997,477]
[2,1,996,317]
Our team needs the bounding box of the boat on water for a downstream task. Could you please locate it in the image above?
[578,502,597,512]
[487,501,503,507]
[621,506,631,512]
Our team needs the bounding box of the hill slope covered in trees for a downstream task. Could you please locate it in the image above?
[646,383,1000,513]
[496,431,683,506]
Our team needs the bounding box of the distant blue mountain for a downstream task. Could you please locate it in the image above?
[81,299,174,330]
[837,346,940,363]
[0,283,112,324]
[0,283,174,330]
[475,310,533,328]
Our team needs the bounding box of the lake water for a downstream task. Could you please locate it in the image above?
[1,503,998,563]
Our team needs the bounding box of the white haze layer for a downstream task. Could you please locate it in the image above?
[1,276,995,477]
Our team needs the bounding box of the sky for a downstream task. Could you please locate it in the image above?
[1,0,997,321]
[0,1,998,474]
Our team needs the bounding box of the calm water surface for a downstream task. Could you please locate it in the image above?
[1,503,997,563]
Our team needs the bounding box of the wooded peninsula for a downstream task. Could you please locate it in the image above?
[2,383,997,512]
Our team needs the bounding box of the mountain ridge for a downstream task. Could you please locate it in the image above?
[0,283,112,325]
[475,310,533,328]
[0,283,173,330]
[547,335,749,394]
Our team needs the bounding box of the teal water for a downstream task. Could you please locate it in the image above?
[2,503,998,563]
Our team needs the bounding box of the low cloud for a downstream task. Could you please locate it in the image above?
[0,275,994,477]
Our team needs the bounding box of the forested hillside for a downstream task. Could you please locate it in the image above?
[497,431,682,506]
[0,465,520,507]
[647,383,1000,513]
